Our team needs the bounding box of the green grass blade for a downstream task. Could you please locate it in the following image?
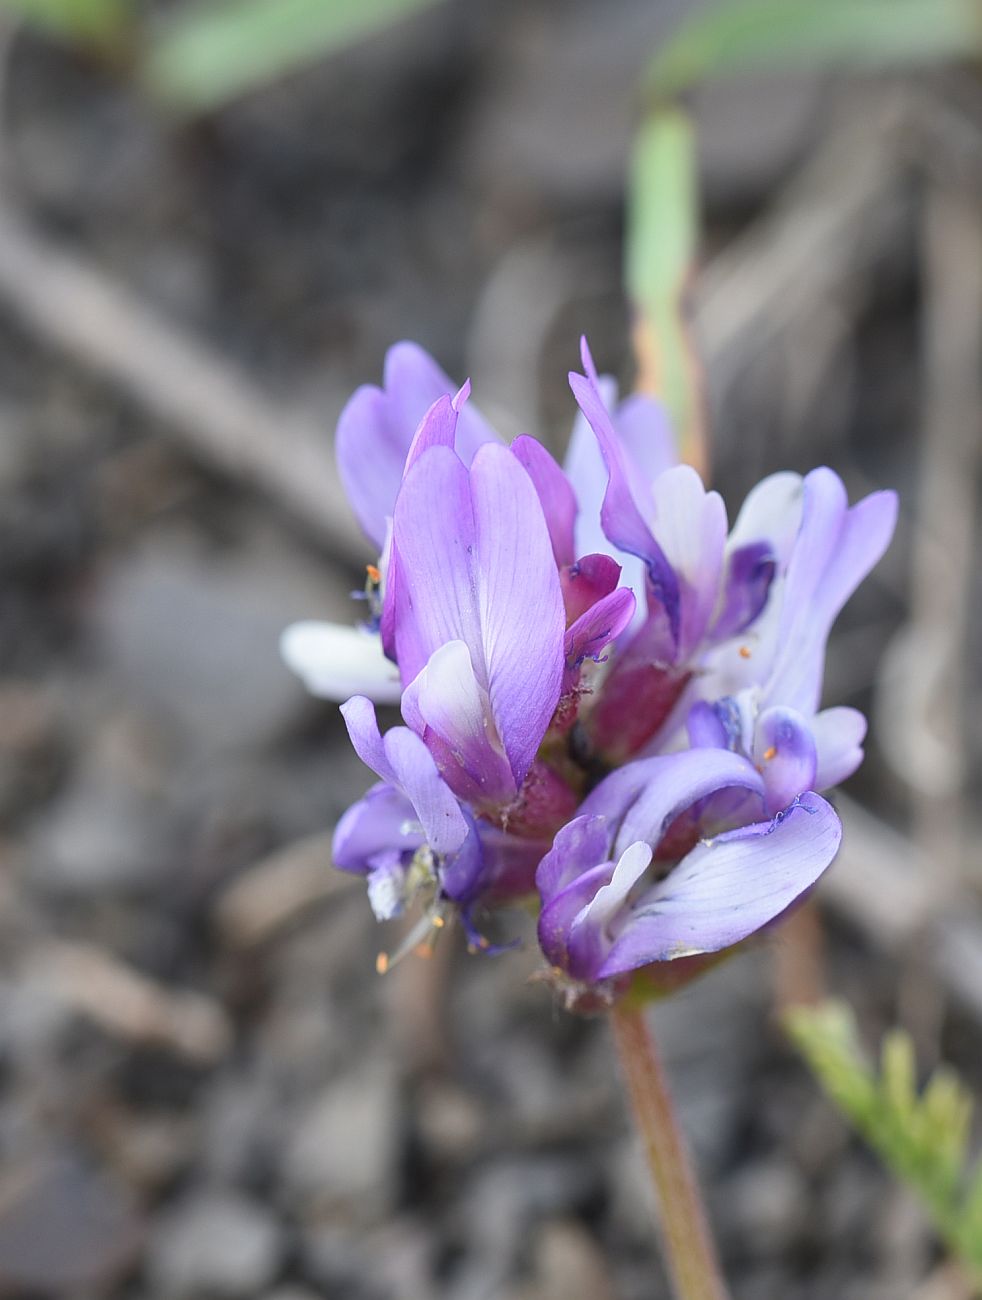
[0,0,131,46]
[625,108,703,467]
[645,0,982,100]
[143,0,444,113]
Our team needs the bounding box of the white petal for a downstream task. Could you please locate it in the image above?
[280,621,402,704]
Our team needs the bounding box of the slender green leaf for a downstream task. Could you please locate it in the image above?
[143,0,444,113]
[625,108,703,467]
[0,0,131,46]
[785,1000,982,1287]
[646,0,982,100]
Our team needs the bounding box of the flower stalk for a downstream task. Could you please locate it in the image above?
[610,1000,730,1300]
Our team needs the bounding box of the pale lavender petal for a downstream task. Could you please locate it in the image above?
[339,696,468,855]
[336,343,499,550]
[336,385,404,551]
[404,393,460,471]
[536,814,611,901]
[511,435,577,569]
[726,471,804,568]
[568,368,680,639]
[597,792,841,977]
[332,782,422,873]
[384,342,499,465]
[648,465,727,657]
[280,621,401,704]
[567,840,653,979]
[752,706,818,815]
[811,706,867,790]
[687,700,729,749]
[538,858,615,971]
[610,393,677,485]
[391,443,565,791]
[388,445,482,685]
[768,471,897,711]
[710,541,777,641]
[468,442,566,785]
[402,639,515,804]
[610,749,764,857]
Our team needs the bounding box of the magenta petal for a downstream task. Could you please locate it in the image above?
[511,435,577,569]
[564,587,636,688]
[597,792,842,977]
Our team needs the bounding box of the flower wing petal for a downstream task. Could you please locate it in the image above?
[597,792,841,977]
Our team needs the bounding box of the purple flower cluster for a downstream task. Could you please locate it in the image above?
[283,340,896,1001]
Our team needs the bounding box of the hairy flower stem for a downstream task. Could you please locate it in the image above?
[611,1002,730,1300]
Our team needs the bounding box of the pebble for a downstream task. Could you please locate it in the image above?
[0,1153,143,1296]
[281,1057,400,1218]
[147,1188,284,1297]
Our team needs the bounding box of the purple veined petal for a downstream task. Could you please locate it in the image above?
[388,445,481,685]
[469,443,566,782]
[609,393,677,486]
[563,374,619,555]
[336,342,500,551]
[536,813,612,902]
[566,840,653,980]
[647,465,727,657]
[726,471,804,569]
[767,470,897,712]
[384,342,499,466]
[811,706,867,790]
[510,435,577,570]
[538,858,616,971]
[281,621,402,704]
[710,540,778,642]
[332,782,423,874]
[402,639,516,805]
[568,366,680,642]
[687,700,729,749]
[609,748,765,858]
[597,792,842,977]
[752,706,818,815]
[339,696,468,855]
[404,393,460,473]
[391,442,565,789]
[438,808,486,904]
[563,587,637,688]
[336,384,407,552]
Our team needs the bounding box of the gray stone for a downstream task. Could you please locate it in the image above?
[0,1153,143,1296]
[148,1189,284,1297]
[720,1158,809,1255]
[282,1057,399,1217]
[94,528,352,755]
